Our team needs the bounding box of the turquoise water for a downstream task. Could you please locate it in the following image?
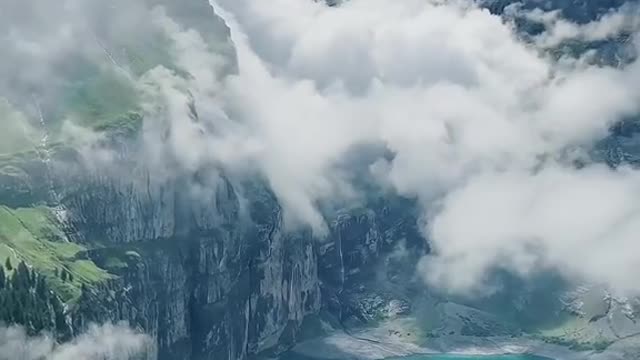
[282,353,552,360]
[392,355,550,360]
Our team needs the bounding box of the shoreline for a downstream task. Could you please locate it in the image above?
[283,312,640,360]
[286,331,598,360]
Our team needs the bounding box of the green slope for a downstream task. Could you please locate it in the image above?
[0,206,113,302]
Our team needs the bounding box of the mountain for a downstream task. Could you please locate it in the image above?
[0,0,639,359]
[0,1,426,358]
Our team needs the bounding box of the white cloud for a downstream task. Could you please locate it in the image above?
[202,0,640,294]
[511,3,640,48]
[4,0,640,296]
[420,165,640,295]
[0,323,152,360]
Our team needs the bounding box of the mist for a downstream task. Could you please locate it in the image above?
[2,0,640,297]
[0,323,152,360]
[208,0,640,295]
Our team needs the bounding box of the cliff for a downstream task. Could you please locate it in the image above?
[1,0,639,359]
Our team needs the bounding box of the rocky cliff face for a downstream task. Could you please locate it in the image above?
[40,152,427,360]
[2,0,639,359]
[51,159,318,359]
[0,0,412,356]
[0,0,332,357]
[48,142,430,359]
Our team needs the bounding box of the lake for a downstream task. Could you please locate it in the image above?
[390,355,551,360]
[282,353,553,360]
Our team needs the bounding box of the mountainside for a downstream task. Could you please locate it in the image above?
[1,0,640,359]
[0,3,426,358]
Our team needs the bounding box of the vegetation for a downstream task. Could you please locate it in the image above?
[535,315,615,352]
[0,259,70,339]
[60,67,143,134]
[0,16,178,310]
[0,7,221,342]
[91,111,143,138]
[541,335,613,352]
[0,206,114,302]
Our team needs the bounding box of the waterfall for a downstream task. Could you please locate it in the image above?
[32,97,68,227]
[337,232,346,294]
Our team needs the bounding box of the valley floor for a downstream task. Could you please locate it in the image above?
[282,316,640,360]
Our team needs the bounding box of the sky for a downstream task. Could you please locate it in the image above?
[2,0,640,298]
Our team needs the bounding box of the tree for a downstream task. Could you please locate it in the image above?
[61,269,68,282]
[51,295,68,338]
[16,261,30,288]
[36,275,48,298]
[0,265,70,338]
[0,266,4,290]
[68,272,74,282]
[5,257,12,271]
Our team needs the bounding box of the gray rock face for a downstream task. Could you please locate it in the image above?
[61,158,424,360]
[0,1,419,356]
[8,1,639,359]
[62,168,324,360]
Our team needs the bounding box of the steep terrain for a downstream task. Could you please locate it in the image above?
[1,0,640,360]
[0,2,427,358]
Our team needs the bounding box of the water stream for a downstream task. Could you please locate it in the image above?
[32,97,68,227]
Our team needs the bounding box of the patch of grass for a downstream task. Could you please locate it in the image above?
[92,111,143,137]
[12,207,67,241]
[0,139,69,169]
[536,315,586,338]
[535,315,615,352]
[63,69,140,128]
[0,142,75,207]
[90,248,143,274]
[68,260,112,283]
[0,206,114,302]
[540,335,612,352]
[103,256,128,271]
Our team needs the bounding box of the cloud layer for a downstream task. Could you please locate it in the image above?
[3,0,640,296]
[204,0,640,294]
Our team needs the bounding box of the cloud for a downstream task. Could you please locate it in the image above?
[0,0,151,110]
[0,323,152,360]
[420,164,640,295]
[3,0,640,296]
[205,0,640,294]
[0,99,42,153]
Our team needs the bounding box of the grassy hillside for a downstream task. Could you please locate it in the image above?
[62,69,140,128]
[0,0,235,309]
[0,40,159,308]
[0,206,113,302]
